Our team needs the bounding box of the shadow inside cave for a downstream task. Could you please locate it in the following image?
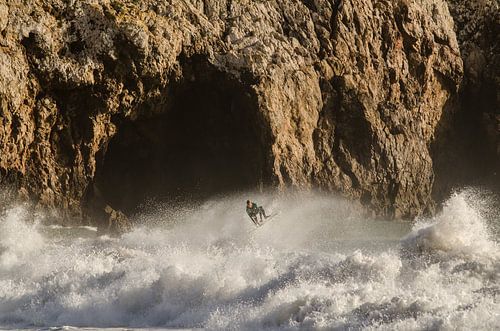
[93,59,268,215]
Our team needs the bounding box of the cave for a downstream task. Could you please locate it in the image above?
[94,61,267,214]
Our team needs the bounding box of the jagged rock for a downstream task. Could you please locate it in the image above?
[447,0,499,109]
[431,0,499,197]
[104,205,131,233]
[0,0,465,221]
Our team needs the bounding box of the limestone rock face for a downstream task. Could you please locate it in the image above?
[431,0,499,197]
[0,0,464,221]
[447,0,499,115]
[450,0,499,160]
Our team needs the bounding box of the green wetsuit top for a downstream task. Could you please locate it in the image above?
[246,203,259,217]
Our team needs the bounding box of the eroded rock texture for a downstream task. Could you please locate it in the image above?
[432,0,499,198]
[0,0,465,222]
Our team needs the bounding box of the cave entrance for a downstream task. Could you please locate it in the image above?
[95,61,266,214]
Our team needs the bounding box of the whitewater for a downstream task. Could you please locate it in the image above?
[0,189,498,330]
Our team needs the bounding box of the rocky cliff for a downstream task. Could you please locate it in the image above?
[0,0,479,224]
[431,0,499,199]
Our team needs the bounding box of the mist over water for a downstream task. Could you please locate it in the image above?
[0,190,498,330]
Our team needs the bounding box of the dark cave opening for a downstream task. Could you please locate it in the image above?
[94,63,266,214]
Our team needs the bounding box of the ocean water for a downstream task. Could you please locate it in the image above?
[0,189,498,330]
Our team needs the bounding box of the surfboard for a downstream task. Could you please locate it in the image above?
[248,211,281,233]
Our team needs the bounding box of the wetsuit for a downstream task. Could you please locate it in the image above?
[246,203,267,224]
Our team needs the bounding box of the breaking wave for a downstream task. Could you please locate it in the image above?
[0,190,498,330]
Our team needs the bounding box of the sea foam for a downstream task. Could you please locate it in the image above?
[0,190,498,330]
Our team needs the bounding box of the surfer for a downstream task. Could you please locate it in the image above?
[246,200,269,226]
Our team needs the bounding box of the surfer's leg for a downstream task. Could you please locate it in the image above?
[259,207,269,218]
[258,207,265,221]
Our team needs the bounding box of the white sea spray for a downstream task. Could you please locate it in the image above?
[0,190,498,330]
